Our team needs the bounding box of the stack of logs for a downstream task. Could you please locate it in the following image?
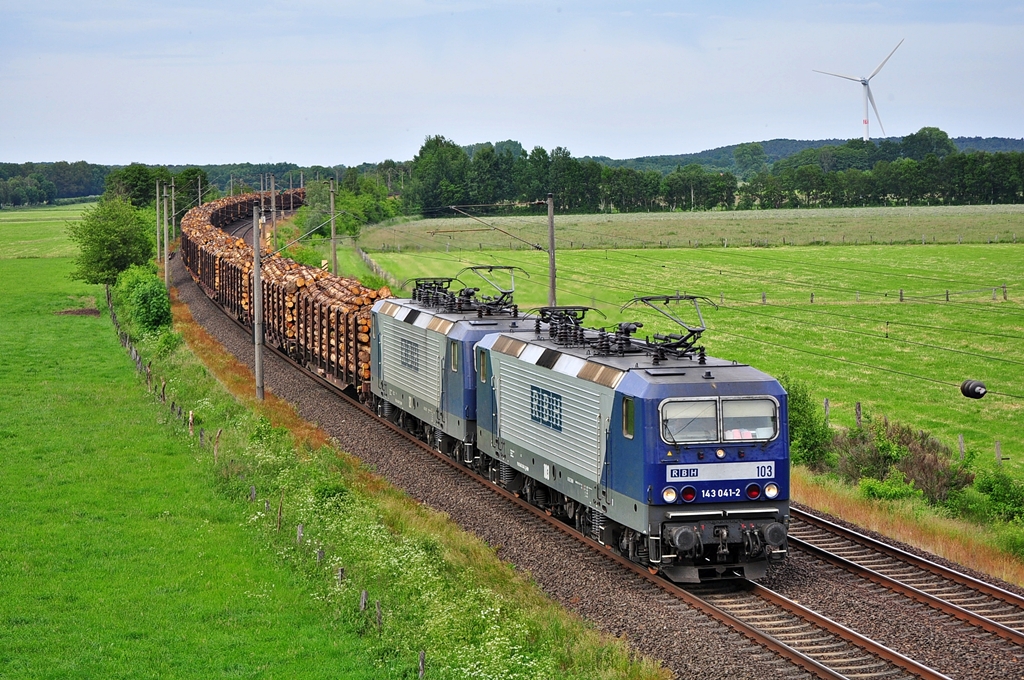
[181,191,391,386]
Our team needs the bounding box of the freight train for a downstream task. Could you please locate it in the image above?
[181,194,790,582]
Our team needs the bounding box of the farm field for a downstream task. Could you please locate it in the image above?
[359,203,1024,254]
[371,241,1024,481]
[0,257,374,678]
[0,203,90,258]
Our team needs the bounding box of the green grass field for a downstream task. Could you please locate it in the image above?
[1,203,665,679]
[0,257,376,678]
[0,203,91,258]
[359,204,1024,254]
[370,239,1024,481]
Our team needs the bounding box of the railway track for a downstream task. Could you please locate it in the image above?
[181,224,952,679]
[789,508,1024,647]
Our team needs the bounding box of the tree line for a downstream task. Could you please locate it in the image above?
[404,128,1024,216]
[0,161,107,206]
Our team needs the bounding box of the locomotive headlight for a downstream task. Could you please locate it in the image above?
[715,449,726,459]
[662,487,678,503]
[764,483,779,499]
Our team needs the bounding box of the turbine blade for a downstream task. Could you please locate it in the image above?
[866,84,885,137]
[868,38,904,80]
[813,69,861,82]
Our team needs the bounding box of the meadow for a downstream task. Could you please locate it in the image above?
[359,203,1024,254]
[0,258,377,678]
[0,203,90,258]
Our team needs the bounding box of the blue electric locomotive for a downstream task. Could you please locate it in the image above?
[371,276,789,582]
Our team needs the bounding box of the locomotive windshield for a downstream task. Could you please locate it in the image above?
[661,400,717,443]
[722,398,778,441]
[661,397,779,443]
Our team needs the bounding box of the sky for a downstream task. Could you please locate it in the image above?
[2,1,1023,167]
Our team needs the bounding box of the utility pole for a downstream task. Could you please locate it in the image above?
[270,174,277,251]
[197,175,202,208]
[163,185,170,289]
[229,175,233,197]
[330,179,337,275]
[300,171,304,189]
[170,178,176,239]
[253,203,264,401]
[289,173,293,211]
[155,180,161,264]
[547,193,556,307]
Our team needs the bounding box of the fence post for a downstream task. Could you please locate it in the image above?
[810,292,815,303]
[996,441,1003,466]
[761,292,766,304]
[899,289,904,302]
[958,434,965,462]
[823,398,830,426]
[1003,284,1007,300]
[855,402,862,428]
[297,523,303,545]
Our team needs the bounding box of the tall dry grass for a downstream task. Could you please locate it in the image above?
[792,466,1024,587]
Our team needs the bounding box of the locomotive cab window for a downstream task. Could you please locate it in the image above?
[477,348,488,383]
[722,399,778,440]
[661,400,717,443]
[450,340,459,372]
[622,397,635,439]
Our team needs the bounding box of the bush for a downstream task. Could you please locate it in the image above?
[834,415,973,504]
[154,329,183,357]
[129,278,171,332]
[996,521,1024,560]
[944,487,994,523]
[974,470,1024,522]
[859,468,922,501]
[778,374,832,469]
[113,264,171,335]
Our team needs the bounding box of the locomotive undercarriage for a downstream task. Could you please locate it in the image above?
[369,394,787,583]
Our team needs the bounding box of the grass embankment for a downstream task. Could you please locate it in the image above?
[359,204,1024,254]
[0,258,373,678]
[1,204,666,678]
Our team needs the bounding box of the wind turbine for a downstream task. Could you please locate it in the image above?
[814,39,903,141]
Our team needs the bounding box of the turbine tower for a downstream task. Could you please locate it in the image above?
[814,40,903,141]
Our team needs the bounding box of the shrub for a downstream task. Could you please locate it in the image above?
[129,277,171,332]
[974,470,1024,522]
[154,329,183,357]
[113,264,170,336]
[778,374,832,470]
[834,415,972,504]
[996,521,1024,560]
[859,468,922,501]
[944,487,994,523]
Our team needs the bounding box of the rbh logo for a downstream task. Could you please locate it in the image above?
[530,386,562,432]
[400,338,420,372]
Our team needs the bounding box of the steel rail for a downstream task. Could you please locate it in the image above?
[177,231,950,680]
[791,507,1024,645]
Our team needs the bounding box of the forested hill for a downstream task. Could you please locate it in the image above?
[586,136,1024,175]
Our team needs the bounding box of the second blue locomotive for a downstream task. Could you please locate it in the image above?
[370,270,789,582]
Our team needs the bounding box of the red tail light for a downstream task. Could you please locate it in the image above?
[681,486,696,502]
[746,483,761,499]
